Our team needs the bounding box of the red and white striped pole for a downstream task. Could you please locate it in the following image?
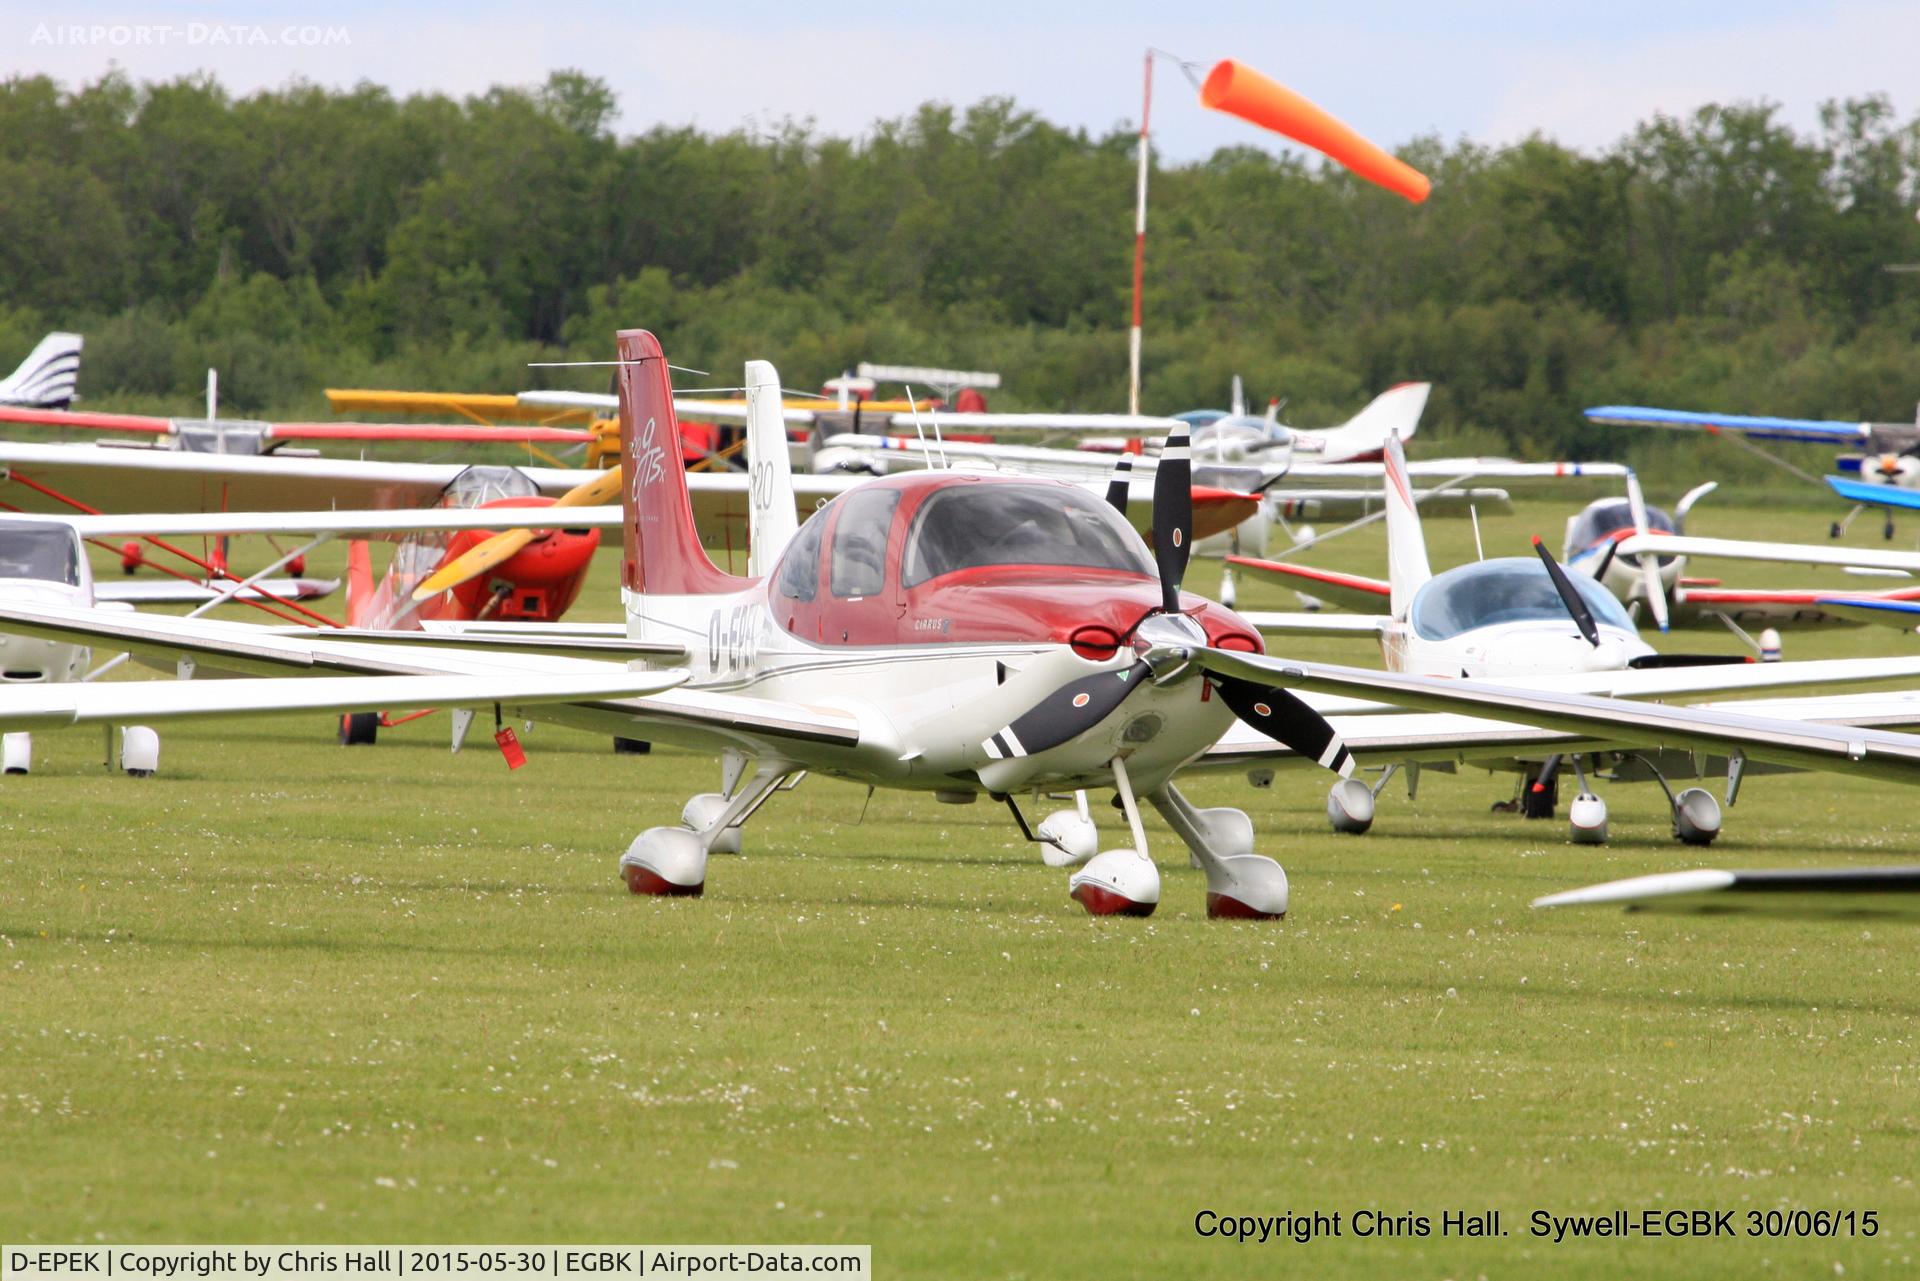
[1127,49,1153,418]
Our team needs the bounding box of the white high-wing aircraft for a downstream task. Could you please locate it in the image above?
[0,333,83,410]
[9,333,1920,920]
[1219,436,1920,843]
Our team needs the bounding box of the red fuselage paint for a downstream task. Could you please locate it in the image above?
[428,496,600,624]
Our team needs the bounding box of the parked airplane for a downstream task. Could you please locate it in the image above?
[1222,437,1920,842]
[1586,402,1920,536]
[10,335,1920,922]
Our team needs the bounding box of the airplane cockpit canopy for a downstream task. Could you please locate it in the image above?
[0,520,81,585]
[439,465,540,509]
[1569,499,1677,565]
[1409,557,1637,641]
[901,483,1152,586]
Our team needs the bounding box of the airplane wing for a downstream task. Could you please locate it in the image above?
[0,403,595,447]
[0,602,864,758]
[1266,655,1920,717]
[1619,530,1920,575]
[1265,488,1513,519]
[1284,458,1631,482]
[1237,612,1390,637]
[1182,647,1920,783]
[1225,557,1391,612]
[1675,584,1920,627]
[0,671,685,732]
[1586,406,1874,444]
[1205,689,1920,772]
[1828,475,1920,509]
[1814,597,1920,628]
[328,390,592,426]
[1531,866,1920,915]
[58,507,625,539]
[92,578,340,604]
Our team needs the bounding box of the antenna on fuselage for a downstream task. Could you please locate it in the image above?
[903,385,946,470]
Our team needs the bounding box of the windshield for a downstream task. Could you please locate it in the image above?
[903,483,1153,587]
[1410,558,1637,641]
[1569,499,1676,564]
[0,524,80,585]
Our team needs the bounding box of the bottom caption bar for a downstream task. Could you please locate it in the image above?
[5,1247,870,1279]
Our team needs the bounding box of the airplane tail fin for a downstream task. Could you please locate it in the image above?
[1384,431,1432,620]
[615,329,743,596]
[1309,382,1431,463]
[745,358,798,577]
[0,332,82,409]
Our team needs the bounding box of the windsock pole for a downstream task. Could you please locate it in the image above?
[1128,49,1152,418]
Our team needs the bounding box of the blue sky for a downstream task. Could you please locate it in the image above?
[6,1,1913,158]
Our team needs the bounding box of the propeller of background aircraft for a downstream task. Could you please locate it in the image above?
[411,467,625,600]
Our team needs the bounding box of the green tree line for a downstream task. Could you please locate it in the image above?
[2,69,1918,480]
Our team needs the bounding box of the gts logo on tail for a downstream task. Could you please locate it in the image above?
[628,416,668,498]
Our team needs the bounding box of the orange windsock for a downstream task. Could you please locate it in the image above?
[1200,59,1430,203]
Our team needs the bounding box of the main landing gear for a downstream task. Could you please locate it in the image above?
[618,751,802,896]
[1014,758,1290,920]
[1498,752,1723,847]
[1,727,160,778]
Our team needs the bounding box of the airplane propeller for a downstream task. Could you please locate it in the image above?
[980,418,1354,780]
[1625,470,1670,632]
[1104,454,1134,515]
[1532,535,1600,648]
[1153,422,1193,613]
[411,466,624,601]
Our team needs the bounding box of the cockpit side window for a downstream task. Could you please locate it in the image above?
[0,525,81,585]
[775,511,827,603]
[829,488,899,598]
[902,484,1152,587]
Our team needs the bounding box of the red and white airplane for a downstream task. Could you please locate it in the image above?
[8,333,1920,921]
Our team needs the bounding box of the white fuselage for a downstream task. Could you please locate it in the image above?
[623,585,1232,796]
[1381,616,1652,679]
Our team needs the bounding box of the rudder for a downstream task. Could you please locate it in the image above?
[1383,431,1432,620]
[615,329,745,596]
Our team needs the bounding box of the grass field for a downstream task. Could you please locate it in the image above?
[2,490,1918,1278]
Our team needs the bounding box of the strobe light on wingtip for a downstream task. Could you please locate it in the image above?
[1199,60,1430,203]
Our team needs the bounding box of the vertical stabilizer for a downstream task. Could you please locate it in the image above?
[1384,432,1432,620]
[744,358,798,577]
[615,329,744,596]
[1308,382,1431,463]
[0,332,82,409]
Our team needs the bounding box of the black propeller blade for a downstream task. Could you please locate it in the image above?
[1591,536,1620,585]
[981,660,1151,761]
[1104,454,1134,515]
[1532,535,1600,648]
[1152,423,1193,614]
[1215,676,1355,777]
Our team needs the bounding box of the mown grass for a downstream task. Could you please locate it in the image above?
[1,490,1917,1278]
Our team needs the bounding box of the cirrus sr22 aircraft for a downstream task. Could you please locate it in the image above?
[9,332,1920,920]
